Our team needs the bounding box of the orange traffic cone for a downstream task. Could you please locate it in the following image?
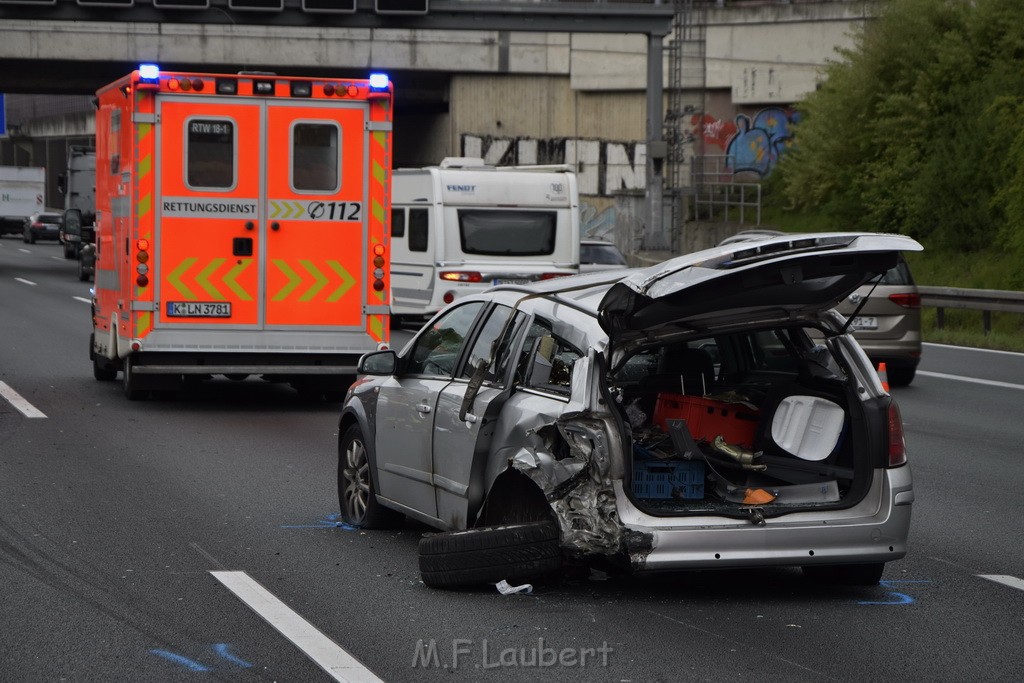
[877,362,890,392]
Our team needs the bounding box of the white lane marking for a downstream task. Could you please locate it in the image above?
[0,381,47,418]
[73,296,91,304]
[51,256,64,261]
[978,575,1024,592]
[14,277,36,286]
[924,342,1024,358]
[917,371,1024,391]
[210,571,383,683]
[18,248,31,254]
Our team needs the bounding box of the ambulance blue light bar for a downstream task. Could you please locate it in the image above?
[369,73,389,90]
[139,64,160,81]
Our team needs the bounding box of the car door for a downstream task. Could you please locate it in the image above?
[431,304,525,529]
[373,302,486,520]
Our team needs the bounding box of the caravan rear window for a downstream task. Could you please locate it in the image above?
[458,210,556,256]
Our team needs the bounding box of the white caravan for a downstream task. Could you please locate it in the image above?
[390,157,580,320]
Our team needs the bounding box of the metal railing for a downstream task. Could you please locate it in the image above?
[918,286,1024,335]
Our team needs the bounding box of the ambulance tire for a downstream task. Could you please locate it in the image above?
[122,355,148,401]
[338,423,404,529]
[90,334,117,382]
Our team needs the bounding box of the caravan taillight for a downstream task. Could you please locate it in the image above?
[440,271,482,283]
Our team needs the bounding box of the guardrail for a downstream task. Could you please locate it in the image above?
[918,286,1024,335]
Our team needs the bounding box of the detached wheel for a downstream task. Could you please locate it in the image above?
[338,424,403,529]
[802,562,885,586]
[418,521,562,590]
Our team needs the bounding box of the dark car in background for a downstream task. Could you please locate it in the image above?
[23,210,62,244]
[718,230,922,386]
[580,239,629,273]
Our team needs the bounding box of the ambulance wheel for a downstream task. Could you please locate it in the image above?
[122,355,147,401]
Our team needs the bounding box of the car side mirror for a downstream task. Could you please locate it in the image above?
[81,226,96,244]
[358,349,397,375]
[64,208,82,236]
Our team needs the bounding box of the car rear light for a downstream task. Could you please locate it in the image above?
[32,221,44,229]
[539,272,571,280]
[440,271,482,283]
[887,400,907,467]
[889,292,921,308]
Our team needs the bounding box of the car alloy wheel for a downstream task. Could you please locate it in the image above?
[338,424,403,529]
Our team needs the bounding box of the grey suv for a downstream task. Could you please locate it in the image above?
[340,232,919,589]
[720,230,921,386]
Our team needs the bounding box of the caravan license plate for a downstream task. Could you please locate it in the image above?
[850,316,877,330]
[492,278,530,286]
[167,302,231,318]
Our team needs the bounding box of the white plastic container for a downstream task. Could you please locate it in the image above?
[770,395,845,461]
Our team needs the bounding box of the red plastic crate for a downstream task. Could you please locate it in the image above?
[653,393,760,448]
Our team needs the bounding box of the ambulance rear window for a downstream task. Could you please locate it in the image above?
[186,119,235,190]
[292,123,339,193]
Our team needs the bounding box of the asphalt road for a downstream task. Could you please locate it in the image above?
[1,237,1022,682]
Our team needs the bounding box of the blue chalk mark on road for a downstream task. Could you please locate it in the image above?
[150,649,212,672]
[858,579,932,605]
[214,643,253,668]
[281,512,358,530]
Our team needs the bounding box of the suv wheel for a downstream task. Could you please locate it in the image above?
[887,366,916,387]
[338,424,403,529]
[418,521,562,589]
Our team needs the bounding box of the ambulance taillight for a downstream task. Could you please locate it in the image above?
[136,239,150,287]
[373,244,387,292]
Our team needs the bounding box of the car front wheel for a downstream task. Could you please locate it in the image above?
[338,423,403,529]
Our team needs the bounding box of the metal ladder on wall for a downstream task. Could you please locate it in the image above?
[664,0,709,251]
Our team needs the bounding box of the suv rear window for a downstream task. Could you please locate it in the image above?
[879,258,915,286]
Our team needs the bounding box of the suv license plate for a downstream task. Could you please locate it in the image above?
[492,278,530,286]
[850,316,877,330]
[167,302,232,317]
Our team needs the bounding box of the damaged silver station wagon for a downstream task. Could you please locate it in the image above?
[338,232,920,589]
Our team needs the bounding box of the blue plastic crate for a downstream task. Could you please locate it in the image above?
[633,459,705,500]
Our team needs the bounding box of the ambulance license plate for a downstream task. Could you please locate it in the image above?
[167,302,232,318]
[850,316,877,330]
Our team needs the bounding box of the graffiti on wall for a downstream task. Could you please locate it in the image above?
[692,107,801,177]
[461,134,647,197]
[580,202,617,240]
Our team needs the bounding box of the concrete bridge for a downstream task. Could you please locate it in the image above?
[0,0,875,251]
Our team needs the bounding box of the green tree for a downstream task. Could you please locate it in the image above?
[774,0,1024,254]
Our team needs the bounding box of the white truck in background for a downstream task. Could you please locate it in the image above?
[390,157,580,321]
[57,146,96,258]
[0,166,45,236]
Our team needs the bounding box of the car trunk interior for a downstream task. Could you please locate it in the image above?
[610,324,875,518]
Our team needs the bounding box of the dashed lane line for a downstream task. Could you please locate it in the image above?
[0,381,47,418]
[73,296,91,304]
[917,371,1024,391]
[14,277,36,286]
[210,570,383,683]
[978,575,1024,592]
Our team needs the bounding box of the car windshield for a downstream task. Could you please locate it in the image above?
[581,243,626,265]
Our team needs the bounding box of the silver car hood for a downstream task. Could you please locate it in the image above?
[597,232,922,340]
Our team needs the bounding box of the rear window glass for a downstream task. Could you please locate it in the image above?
[879,259,915,286]
[459,210,555,256]
[292,122,339,192]
[186,118,235,189]
[39,215,62,225]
